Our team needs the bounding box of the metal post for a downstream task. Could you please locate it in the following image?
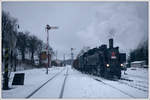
[3,48,10,90]
[46,26,49,74]
[56,51,57,60]
[46,24,58,74]
[64,54,65,66]
[71,48,74,68]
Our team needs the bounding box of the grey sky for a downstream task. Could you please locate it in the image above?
[2,2,148,60]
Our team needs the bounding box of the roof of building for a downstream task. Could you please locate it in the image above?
[131,61,145,64]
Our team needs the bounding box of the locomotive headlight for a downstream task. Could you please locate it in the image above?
[120,64,124,67]
[106,64,110,67]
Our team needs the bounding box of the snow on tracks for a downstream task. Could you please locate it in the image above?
[26,68,65,98]
[2,67,65,98]
[94,78,136,98]
[93,76,148,98]
[59,67,69,98]
[118,79,148,92]
[29,66,69,98]
[63,68,132,98]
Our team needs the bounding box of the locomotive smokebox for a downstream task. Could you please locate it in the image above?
[109,38,113,49]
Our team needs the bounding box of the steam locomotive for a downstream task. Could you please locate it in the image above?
[73,38,126,79]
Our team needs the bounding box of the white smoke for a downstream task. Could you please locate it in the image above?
[76,2,148,54]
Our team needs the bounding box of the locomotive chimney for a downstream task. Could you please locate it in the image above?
[109,38,113,49]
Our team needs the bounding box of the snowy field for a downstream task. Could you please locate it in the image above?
[2,65,149,98]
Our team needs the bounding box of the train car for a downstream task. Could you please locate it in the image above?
[73,38,126,79]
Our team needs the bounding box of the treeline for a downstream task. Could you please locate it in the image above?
[16,31,45,62]
[2,10,49,66]
[129,39,148,65]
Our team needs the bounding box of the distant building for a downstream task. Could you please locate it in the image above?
[64,59,72,65]
[51,59,62,67]
[41,44,54,60]
[131,61,146,68]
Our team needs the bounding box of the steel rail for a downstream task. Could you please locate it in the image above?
[94,78,136,98]
[26,68,65,98]
[59,67,69,98]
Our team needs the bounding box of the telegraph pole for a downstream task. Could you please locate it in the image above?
[55,51,57,67]
[71,48,75,68]
[46,25,49,74]
[45,24,58,74]
[63,54,65,66]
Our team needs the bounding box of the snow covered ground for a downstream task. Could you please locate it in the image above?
[122,67,148,81]
[2,65,149,98]
[63,68,132,98]
[2,66,65,98]
[63,67,149,98]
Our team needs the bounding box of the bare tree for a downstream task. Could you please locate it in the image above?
[2,11,18,50]
[27,35,40,63]
[16,32,29,62]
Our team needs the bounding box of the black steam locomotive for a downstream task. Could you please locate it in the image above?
[73,38,126,79]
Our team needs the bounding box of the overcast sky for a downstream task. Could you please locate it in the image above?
[2,1,148,60]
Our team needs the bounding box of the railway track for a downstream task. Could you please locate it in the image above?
[94,78,136,98]
[127,74,148,79]
[59,67,68,98]
[93,75,148,98]
[26,67,67,98]
[118,78,148,92]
